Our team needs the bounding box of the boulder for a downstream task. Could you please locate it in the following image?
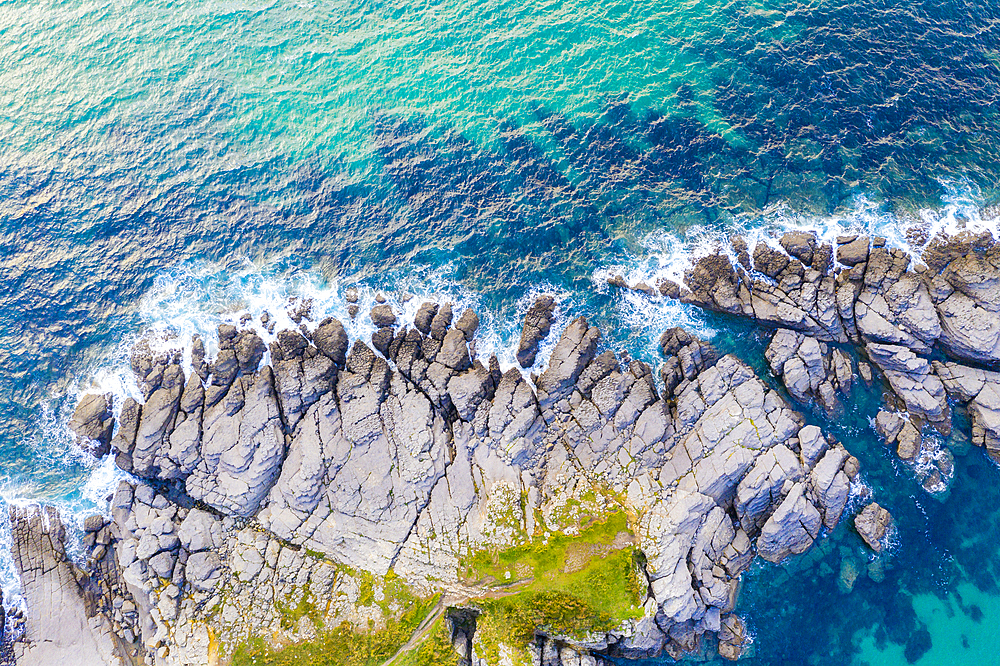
[756,482,822,563]
[517,295,556,368]
[854,503,893,551]
[68,393,114,456]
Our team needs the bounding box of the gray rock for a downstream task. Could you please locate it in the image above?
[370,304,396,328]
[186,366,286,517]
[517,295,556,368]
[866,343,950,427]
[757,482,822,562]
[837,236,869,266]
[68,393,113,456]
[935,361,1000,463]
[855,502,893,551]
[537,317,600,408]
[185,551,223,591]
[111,397,141,456]
[780,231,816,265]
[896,421,921,461]
[874,410,905,443]
[9,505,121,665]
[83,514,106,533]
[313,317,349,366]
[149,550,176,579]
[178,508,222,552]
[455,308,480,341]
[413,302,439,335]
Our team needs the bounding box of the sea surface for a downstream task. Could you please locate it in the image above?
[2,0,1000,663]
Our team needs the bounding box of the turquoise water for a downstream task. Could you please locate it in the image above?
[2,0,1000,663]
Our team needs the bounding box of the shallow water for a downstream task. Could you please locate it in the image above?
[2,0,1000,662]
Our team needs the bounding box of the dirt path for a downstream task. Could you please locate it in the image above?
[379,596,449,666]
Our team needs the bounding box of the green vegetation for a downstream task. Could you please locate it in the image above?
[275,588,322,632]
[230,513,646,666]
[394,616,461,666]
[230,620,418,666]
[462,510,635,586]
[229,570,438,666]
[459,510,647,664]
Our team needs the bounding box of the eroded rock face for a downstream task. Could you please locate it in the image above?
[10,505,138,666]
[23,295,883,666]
[935,361,1000,463]
[69,393,114,456]
[654,230,999,458]
[854,503,893,552]
[766,329,853,416]
[517,295,557,368]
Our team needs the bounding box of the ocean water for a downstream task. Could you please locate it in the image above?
[2,0,1000,663]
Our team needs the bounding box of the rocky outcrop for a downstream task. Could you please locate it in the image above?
[865,343,949,429]
[9,506,135,666]
[934,361,1000,464]
[872,407,954,493]
[626,229,1000,496]
[854,503,893,552]
[69,393,114,457]
[765,329,853,415]
[517,295,556,368]
[17,291,883,666]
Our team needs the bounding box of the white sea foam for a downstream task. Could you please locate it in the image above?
[594,180,999,302]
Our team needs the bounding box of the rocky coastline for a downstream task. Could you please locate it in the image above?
[4,228,998,665]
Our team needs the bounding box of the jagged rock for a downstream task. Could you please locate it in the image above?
[537,317,600,408]
[131,364,185,477]
[935,361,1000,462]
[111,397,141,462]
[177,509,223,552]
[185,551,223,591]
[234,330,266,372]
[780,231,816,265]
[313,317,348,366]
[837,235,869,266]
[756,482,822,563]
[766,329,852,415]
[658,327,718,398]
[430,303,453,340]
[717,614,749,661]
[81,299,881,664]
[896,421,921,461]
[855,502,893,551]
[455,308,480,341]
[855,247,940,352]
[866,343,950,427]
[875,410,905,443]
[191,334,209,380]
[932,245,1000,363]
[10,505,123,665]
[809,446,851,528]
[517,295,556,368]
[257,341,450,574]
[414,302,439,335]
[370,304,396,328]
[186,366,286,517]
[69,393,114,456]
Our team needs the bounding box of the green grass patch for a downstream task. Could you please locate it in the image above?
[229,572,439,666]
[393,616,461,666]
[275,588,321,631]
[461,510,633,587]
[458,509,646,661]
